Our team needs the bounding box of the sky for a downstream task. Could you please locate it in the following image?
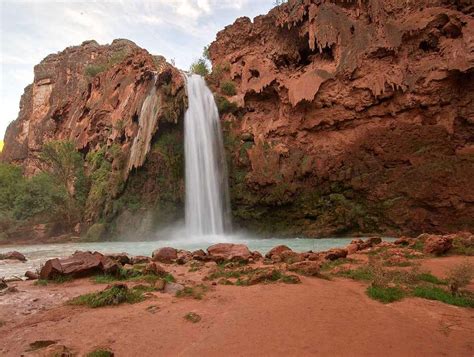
[0,0,274,140]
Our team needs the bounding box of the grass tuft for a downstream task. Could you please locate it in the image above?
[176,285,208,300]
[413,286,474,308]
[366,286,406,303]
[69,285,145,308]
[184,312,201,323]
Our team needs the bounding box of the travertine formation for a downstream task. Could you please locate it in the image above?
[209,0,474,236]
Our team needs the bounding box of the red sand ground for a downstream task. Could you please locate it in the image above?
[1,257,473,357]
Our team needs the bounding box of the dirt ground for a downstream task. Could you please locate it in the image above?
[1,256,473,357]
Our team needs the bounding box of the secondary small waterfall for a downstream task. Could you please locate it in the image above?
[183,74,231,236]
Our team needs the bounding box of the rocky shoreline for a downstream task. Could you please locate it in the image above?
[0,232,473,356]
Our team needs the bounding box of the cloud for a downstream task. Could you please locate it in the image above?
[0,0,273,139]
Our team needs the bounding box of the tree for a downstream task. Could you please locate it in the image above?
[39,140,88,224]
[189,58,210,76]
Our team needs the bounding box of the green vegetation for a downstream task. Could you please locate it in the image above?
[85,64,107,77]
[416,273,445,285]
[336,266,373,281]
[92,267,171,285]
[184,312,202,323]
[215,95,238,115]
[0,140,87,238]
[35,275,72,286]
[69,285,145,308]
[221,81,237,96]
[447,261,473,295]
[413,286,474,308]
[176,285,208,300]
[367,286,406,303]
[190,58,209,76]
[85,49,130,77]
[86,349,114,357]
[321,258,357,271]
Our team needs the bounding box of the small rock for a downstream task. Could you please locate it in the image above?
[154,279,166,291]
[25,271,39,280]
[192,249,207,261]
[163,282,184,294]
[146,305,160,314]
[323,248,348,261]
[143,262,167,276]
[288,261,321,276]
[0,279,7,290]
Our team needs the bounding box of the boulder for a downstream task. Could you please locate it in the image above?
[288,261,321,276]
[25,271,39,280]
[176,250,192,265]
[152,247,178,263]
[131,255,151,265]
[265,245,291,259]
[247,269,276,285]
[346,243,359,255]
[106,253,131,265]
[0,251,27,262]
[39,251,120,280]
[143,262,167,276]
[423,235,453,255]
[192,249,208,261]
[207,243,252,262]
[279,250,305,264]
[323,248,348,261]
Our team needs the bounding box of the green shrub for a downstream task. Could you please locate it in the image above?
[184,312,201,323]
[86,349,114,357]
[13,173,67,220]
[447,261,474,295]
[221,81,237,96]
[85,64,107,77]
[176,285,208,300]
[413,286,474,308]
[69,285,145,308]
[0,163,23,213]
[367,286,405,303]
[189,58,209,76]
[416,273,446,285]
[215,95,238,115]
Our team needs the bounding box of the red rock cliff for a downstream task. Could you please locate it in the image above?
[1,39,187,241]
[209,0,474,236]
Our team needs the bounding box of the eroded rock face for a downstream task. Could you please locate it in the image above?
[209,0,474,237]
[1,39,187,241]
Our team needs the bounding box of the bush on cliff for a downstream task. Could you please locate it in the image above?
[190,58,209,76]
[221,81,237,96]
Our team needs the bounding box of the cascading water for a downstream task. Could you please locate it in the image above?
[183,74,231,237]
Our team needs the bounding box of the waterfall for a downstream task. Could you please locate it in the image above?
[183,74,231,236]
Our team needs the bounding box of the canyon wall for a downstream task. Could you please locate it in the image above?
[209,0,474,236]
[1,40,186,241]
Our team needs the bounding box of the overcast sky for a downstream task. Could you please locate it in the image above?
[0,0,273,140]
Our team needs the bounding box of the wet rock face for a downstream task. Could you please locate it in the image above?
[209,0,474,237]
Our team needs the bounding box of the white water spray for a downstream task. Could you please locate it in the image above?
[183,74,231,236]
